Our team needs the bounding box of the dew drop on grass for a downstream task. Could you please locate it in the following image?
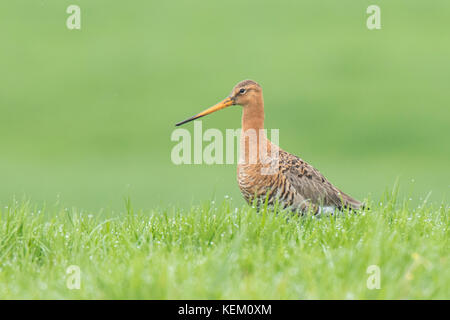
[38,282,48,290]
[345,292,355,299]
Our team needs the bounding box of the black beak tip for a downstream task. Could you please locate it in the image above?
[175,119,191,127]
[175,114,203,127]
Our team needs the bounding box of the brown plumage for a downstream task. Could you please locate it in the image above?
[176,80,362,214]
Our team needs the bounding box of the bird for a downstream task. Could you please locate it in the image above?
[175,80,362,214]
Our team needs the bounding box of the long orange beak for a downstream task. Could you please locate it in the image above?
[175,97,234,126]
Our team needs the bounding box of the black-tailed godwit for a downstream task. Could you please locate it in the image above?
[176,80,362,214]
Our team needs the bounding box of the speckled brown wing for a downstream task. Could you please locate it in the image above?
[279,150,362,211]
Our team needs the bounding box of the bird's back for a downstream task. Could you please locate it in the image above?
[237,147,362,214]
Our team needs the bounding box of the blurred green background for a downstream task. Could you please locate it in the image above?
[0,1,449,211]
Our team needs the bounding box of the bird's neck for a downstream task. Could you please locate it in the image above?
[242,96,264,132]
[240,96,270,165]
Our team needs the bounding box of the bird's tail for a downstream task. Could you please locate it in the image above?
[341,193,364,211]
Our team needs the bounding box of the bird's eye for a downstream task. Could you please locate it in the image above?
[239,88,246,94]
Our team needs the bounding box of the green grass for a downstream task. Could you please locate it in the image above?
[1,194,448,299]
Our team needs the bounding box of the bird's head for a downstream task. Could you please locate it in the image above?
[175,80,262,126]
[230,80,262,107]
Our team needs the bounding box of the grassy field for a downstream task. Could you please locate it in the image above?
[0,1,449,299]
[0,194,448,299]
[0,1,449,211]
